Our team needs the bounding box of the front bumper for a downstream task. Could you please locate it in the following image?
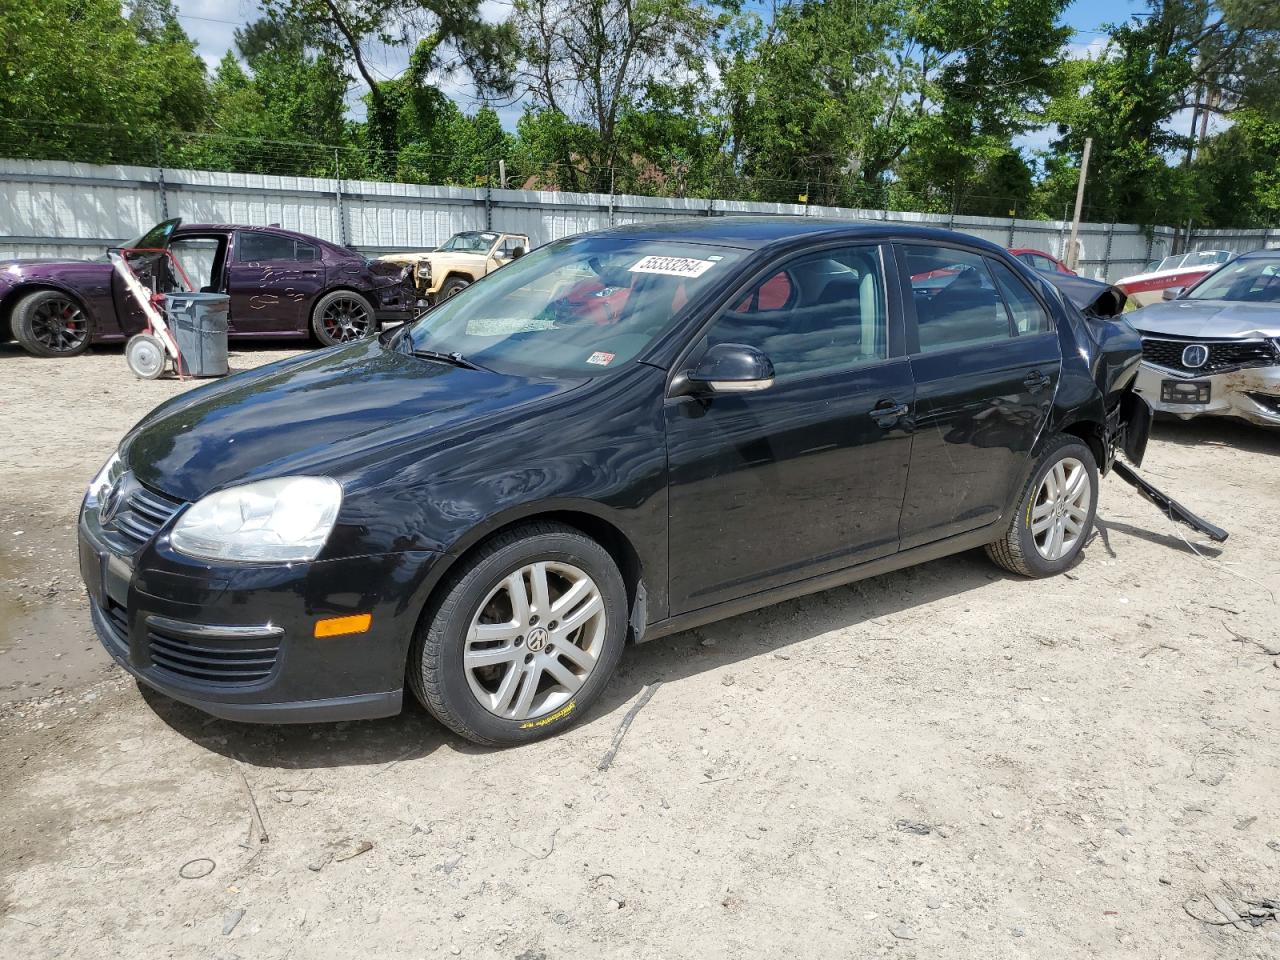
[79,487,440,723]
[375,305,417,323]
[1132,361,1280,427]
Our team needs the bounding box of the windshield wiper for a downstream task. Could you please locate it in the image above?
[411,348,488,371]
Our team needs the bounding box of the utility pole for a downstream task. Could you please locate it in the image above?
[498,159,507,190]
[1067,137,1092,271]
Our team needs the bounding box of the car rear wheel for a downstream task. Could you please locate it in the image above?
[311,291,375,346]
[439,277,470,300]
[986,433,1098,577]
[409,522,628,746]
[12,290,91,357]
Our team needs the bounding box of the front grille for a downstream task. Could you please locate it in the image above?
[146,619,282,686]
[1140,336,1278,375]
[94,599,282,686]
[111,485,185,547]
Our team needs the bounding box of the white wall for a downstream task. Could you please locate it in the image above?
[3,158,1273,281]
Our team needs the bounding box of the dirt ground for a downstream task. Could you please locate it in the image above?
[1,341,1278,959]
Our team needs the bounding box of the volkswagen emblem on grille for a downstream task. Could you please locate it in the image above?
[99,477,124,523]
[1181,343,1209,369]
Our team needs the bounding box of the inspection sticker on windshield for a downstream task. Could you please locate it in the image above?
[586,351,615,366]
[629,255,717,278]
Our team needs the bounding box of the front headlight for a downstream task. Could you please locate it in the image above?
[86,452,122,507]
[171,476,342,563]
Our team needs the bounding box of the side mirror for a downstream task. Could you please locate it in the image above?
[1162,286,1184,301]
[511,246,526,259]
[675,342,775,396]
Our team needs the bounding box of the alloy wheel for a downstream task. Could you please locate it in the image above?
[30,297,88,354]
[1031,456,1091,561]
[464,561,606,721]
[320,296,373,342]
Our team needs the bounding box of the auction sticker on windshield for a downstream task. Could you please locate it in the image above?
[586,351,615,366]
[629,255,717,278]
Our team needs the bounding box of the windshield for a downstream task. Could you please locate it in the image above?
[440,232,499,253]
[402,236,745,376]
[1185,257,1280,303]
[1157,250,1231,272]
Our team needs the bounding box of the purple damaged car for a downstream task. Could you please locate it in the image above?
[0,219,419,357]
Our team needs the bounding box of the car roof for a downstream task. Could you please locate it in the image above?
[179,223,333,242]
[591,216,1009,254]
[1235,248,1279,261]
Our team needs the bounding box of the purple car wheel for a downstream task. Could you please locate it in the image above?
[12,290,91,358]
[312,291,375,347]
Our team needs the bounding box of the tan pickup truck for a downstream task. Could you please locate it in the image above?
[380,231,530,305]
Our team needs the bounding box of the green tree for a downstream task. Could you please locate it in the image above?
[259,0,516,172]
[512,0,726,190]
[508,107,598,189]
[720,0,1069,209]
[0,0,207,162]
[167,17,350,176]
[1194,108,1280,227]
[1040,0,1280,225]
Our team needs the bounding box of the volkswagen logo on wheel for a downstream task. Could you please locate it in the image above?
[526,626,549,652]
[1181,343,1209,369]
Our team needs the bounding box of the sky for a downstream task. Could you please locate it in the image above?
[171,0,1150,146]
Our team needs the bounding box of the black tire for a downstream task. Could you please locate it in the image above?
[985,433,1099,578]
[310,290,376,346]
[409,522,628,746]
[439,276,470,300]
[11,289,91,357]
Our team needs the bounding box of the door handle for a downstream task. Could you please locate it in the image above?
[870,399,910,426]
[1024,370,1050,391]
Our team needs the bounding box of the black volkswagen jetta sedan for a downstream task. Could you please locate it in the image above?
[80,218,1148,745]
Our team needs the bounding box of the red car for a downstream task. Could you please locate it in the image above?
[1008,248,1076,276]
[0,219,419,357]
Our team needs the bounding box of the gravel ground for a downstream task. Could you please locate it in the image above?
[1,342,1279,959]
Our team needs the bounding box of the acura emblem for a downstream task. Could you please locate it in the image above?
[1181,344,1209,368]
[99,477,124,523]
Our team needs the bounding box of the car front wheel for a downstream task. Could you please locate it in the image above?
[12,290,91,357]
[409,522,628,746]
[986,433,1099,577]
[439,277,470,300]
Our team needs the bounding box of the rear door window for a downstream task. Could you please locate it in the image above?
[238,231,301,262]
[903,245,1013,353]
[987,259,1053,335]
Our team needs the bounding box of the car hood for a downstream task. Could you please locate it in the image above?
[124,339,585,502]
[1128,299,1280,339]
[426,252,486,268]
[365,259,413,285]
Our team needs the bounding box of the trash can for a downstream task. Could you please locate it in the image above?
[165,292,230,377]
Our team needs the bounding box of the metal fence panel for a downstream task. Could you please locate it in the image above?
[0,157,1273,281]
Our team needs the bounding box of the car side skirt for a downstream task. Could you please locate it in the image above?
[639,520,1003,643]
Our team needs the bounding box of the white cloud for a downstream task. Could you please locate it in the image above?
[174,0,265,72]
[1065,35,1107,61]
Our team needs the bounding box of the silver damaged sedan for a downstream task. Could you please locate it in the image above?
[1130,249,1280,426]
